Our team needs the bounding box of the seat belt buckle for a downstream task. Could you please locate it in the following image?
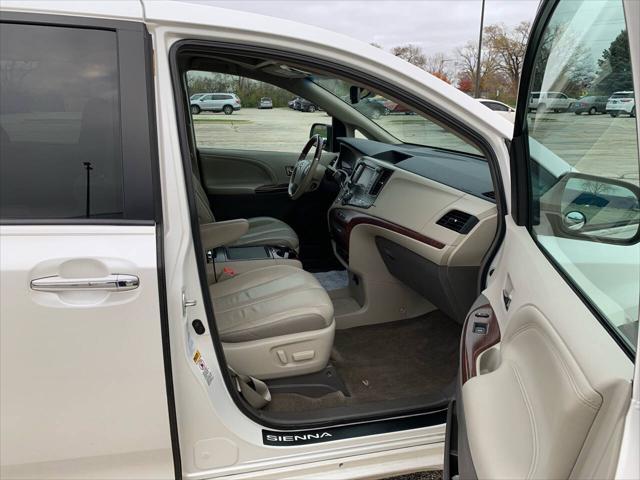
[220,267,236,280]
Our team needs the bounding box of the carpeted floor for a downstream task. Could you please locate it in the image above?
[266,311,461,412]
[312,269,349,291]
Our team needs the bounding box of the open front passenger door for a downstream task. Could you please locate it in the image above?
[448,0,640,478]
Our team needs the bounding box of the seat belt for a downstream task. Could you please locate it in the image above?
[228,366,271,409]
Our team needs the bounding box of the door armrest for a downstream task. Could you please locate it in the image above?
[200,219,249,251]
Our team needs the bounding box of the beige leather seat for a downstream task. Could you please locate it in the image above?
[210,265,335,380]
[193,174,299,252]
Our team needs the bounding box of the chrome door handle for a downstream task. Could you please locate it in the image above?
[30,274,139,292]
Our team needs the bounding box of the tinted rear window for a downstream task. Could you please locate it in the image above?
[0,23,124,220]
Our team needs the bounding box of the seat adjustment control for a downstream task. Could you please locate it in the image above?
[276,350,288,364]
[292,350,315,362]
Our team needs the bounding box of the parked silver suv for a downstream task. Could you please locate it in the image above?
[190,92,241,114]
[528,91,576,113]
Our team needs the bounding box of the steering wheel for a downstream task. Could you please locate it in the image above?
[288,134,325,200]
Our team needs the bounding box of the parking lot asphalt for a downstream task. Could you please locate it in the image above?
[193,107,639,183]
[528,111,639,183]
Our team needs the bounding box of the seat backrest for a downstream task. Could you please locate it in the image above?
[192,173,215,224]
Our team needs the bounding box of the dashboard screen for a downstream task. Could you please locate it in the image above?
[354,164,376,187]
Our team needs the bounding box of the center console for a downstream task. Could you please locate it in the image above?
[331,158,394,264]
[209,245,301,280]
[336,157,393,209]
[213,245,297,262]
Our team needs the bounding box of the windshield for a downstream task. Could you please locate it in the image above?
[309,76,482,156]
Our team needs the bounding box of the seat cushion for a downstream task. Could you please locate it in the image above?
[191,173,299,251]
[231,216,299,252]
[210,265,333,343]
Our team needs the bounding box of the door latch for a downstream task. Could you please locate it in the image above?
[182,291,197,316]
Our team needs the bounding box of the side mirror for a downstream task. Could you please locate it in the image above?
[309,123,333,151]
[541,172,640,244]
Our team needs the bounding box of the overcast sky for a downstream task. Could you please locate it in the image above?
[194,0,540,56]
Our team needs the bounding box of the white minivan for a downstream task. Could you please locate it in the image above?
[1,1,639,479]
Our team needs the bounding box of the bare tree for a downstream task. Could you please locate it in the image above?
[424,52,455,82]
[390,44,427,69]
[530,22,595,97]
[455,40,501,96]
[0,60,38,91]
[484,22,530,97]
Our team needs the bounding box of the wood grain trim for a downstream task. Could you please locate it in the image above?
[460,304,501,384]
[330,208,445,250]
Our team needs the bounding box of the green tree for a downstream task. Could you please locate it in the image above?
[596,30,632,94]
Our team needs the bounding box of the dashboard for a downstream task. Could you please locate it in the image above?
[334,137,495,203]
[328,137,499,323]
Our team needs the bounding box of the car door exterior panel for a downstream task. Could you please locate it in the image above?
[0,13,174,479]
[0,226,173,479]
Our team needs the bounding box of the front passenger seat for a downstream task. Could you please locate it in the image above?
[193,173,300,252]
[210,264,335,380]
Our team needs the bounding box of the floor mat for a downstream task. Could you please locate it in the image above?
[313,270,348,291]
[266,311,461,412]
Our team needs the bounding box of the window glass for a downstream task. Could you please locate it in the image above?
[311,76,482,156]
[188,71,329,153]
[488,102,509,112]
[354,129,368,139]
[0,23,123,220]
[526,0,639,353]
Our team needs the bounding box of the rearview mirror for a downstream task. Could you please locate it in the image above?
[349,86,373,104]
[309,123,332,151]
[541,172,640,244]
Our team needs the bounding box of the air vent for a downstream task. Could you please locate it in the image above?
[483,191,496,200]
[436,210,478,234]
[369,169,393,196]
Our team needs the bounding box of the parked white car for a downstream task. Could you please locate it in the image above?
[190,92,241,114]
[607,91,636,117]
[1,1,639,480]
[478,98,516,122]
[529,91,577,112]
